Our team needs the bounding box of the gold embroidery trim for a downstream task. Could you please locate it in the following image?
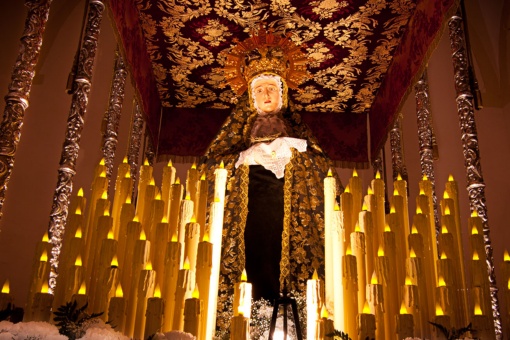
[280,153,293,291]
[238,163,250,271]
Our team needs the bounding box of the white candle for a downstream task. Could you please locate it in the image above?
[183,285,202,337]
[233,269,252,318]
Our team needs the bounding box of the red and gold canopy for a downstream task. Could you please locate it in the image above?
[108,0,457,167]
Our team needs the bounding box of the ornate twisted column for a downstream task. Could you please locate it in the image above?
[47,0,105,294]
[448,8,502,338]
[414,71,441,236]
[144,130,155,166]
[0,0,53,222]
[389,113,409,183]
[127,100,144,192]
[101,47,127,191]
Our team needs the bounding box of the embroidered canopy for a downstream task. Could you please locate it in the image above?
[108,0,457,167]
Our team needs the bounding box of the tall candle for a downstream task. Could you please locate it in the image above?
[359,206,375,283]
[28,283,54,322]
[323,169,336,314]
[133,262,157,340]
[177,194,194,266]
[403,276,421,337]
[396,302,414,339]
[195,234,213,340]
[357,301,376,340]
[120,216,142,293]
[371,172,386,245]
[331,203,345,331]
[168,178,184,241]
[307,270,323,340]
[349,168,362,222]
[112,169,133,238]
[187,163,199,216]
[71,281,88,310]
[197,174,208,238]
[366,271,384,340]
[92,257,119,317]
[27,249,49,314]
[350,226,366,313]
[433,304,451,340]
[184,219,201,271]
[144,285,165,339]
[343,248,358,340]
[233,269,252,318]
[58,254,83,310]
[108,284,126,334]
[69,187,86,221]
[340,186,354,248]
[394,173,410,234]
[162,237,182,332]
[406,247,431,338]
[377,247,396,340]
[183,285,202,337]
[146,193,165,244]
[153,217,170,289]
[135,159,153,221]
[161,160,176,219]
[117,197,135,267]
[230,314,250,340]
[173,257,195,331]
[140,178,159,232]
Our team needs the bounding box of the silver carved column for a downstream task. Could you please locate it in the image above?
[0,0,53,222]
[47,0,105,293]
[448,8,502,338]
[414,71,441,236]
[127,100,144,193]
[102,47,127,191]
[389,113,409,184]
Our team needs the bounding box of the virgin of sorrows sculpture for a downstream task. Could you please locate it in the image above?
[199,25,343,329]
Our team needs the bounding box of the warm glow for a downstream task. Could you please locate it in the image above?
[144,159,149,166]
[471,210,478,217]
[311,269,319,281]
[183,257,190,270]
[400,301,408,314]
[1,280,10,294]
[203,232,210,242]
[191,215,197,223]
[145,261,153,271]
[200,173,206,181]
[384,224,391,232]
[321,305,329,319]
[161,216,168,223]
[40,250,48,262]
[124,171,130,178]
[175,177,181,185]
[441,224,448,234]
[471,225,478,235]
[75,206,82,215]
[410,248,417,258]
[352,168,358,177]
[191,162,197,170]
[214,197,220,203]
[508,278,510,290]
[474,303,483,316]
[171,232,178,242]
[435,304,444,316]
[390,205,395,214]
[444,206,451,215]
[107,230,114,239]
[111,255,119,267]
[411,225,418,234]
[241,269,248,282]
[150,177,155,186]
[101,190,108,200]
[367,186,373,195]
[78,281,86,295]
[115,284,123,298]
[133,215,139,222]
[393,188,398,196]
[125,196,131,204]
[99,158,105,166]
[438,276,446,287]
[443,191,450,199]
[441,251,447,260]
[504,250,510,262]
[344,185,350,193]
[416,206,423,214]
[220,160,225,169]
[473,250,479,261]
[185,191,191,200]
[362,202,368,211]
[75,255,82,266]
[154,285,162,298]
[355,223,361,232]
[41,282,49,294]
[42,232,49,243]
[346,245,352,256]
[156,193,162,200]
[78,188,84,197]
[100,170,106,178]
[192,284,200,299]
[448,174,454,182]
[378,246,384,257]
[140,229,147,241]
[362,300,371,314]
[327,168,332,177]
[334,203,340,211]
[375,170,381,179]
[419,188,425,195]
[104,207,110,217]
[167,159,173,167]
[371,271,378,285]
[75,228,82,238]
[405,276,413,285]
[123,156,128,164]
[422,174,428,181]
[397,173,402,181]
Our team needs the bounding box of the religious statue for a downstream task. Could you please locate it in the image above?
[199,25,343,328]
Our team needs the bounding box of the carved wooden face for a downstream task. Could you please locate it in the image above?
[251,77,281,115]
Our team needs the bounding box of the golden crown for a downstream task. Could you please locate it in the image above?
[222,25,309,95]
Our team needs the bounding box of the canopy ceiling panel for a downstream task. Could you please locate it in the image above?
[108,0,457,167]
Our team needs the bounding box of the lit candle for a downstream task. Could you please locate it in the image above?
[195,232,213,339]
[112,166,134,238]
[133,261,157,340]
[161,159,176,219]
[342,246,358,340]
[59,254,84,309]
[214,161,228,203]
[323,169,336,315]
[140,177,159,232]
[307,269,323,340]
[331,203,345,331]
[197,173,208,239]
[0,280,13,311]
[364,186,382,259]
[146,192,165,244]
[406,247,431,339]
[92,255,119,318]
[396,301,414,339]
[168,177,184,241]
[435,273,456,327]
[350,225,366,313]
[117,196,135,267]
[173,257,195,331]
[230,314,250,340]
[183,284,202,337]
[153,216,170,289]
[162,235,182,332]
[69,187,87,220]
[85,202,111,281]
[135,159,153,222]
[403,275,421,337]
[433,304,451,340]
[471,301,492,340]
[371,172,386,248]
[357,301,376,340]
[468,209,483,235]
[377,246,395,340]
[318,307,335,340]
[88,226,116,308]
[186,163,199,216]
[71,281,88,309]
[233,269,252,318]
[394,173,410,236]
[340,185,354,249]
[184,217,201,271]
[108,284,126,334]
[27,248,49,314]
[84,168,108,245]
[120,216,142,294]
[28,283,54,322]
[359,204,375,284]
[366,271,384,340]
[177,193,194,266]
[144,284,165,339]
[349,168,362,222]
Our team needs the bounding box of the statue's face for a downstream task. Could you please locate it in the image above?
[252,78,281,115]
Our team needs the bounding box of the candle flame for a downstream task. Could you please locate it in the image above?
[144,159,149,166]
[344,185,350,193]
[371,271,378,285]
[145,261,153,271]
[104,207,110,217]
[41,282,49,294]
[107,230,114,239]
[410,248,417,258]
[78,188,84,197]
[419,187,425,195]
[393,188,398,196]
[471,210,478,217]
[321,305,329,319]
[161,216,168,223]
[150,177,155,186]
[1,280,10,294]
[327,168,332,177]
[183,257,190,270]
[367,186,373,195]
[473,250,479,260]
[40,250,48,262]
[78,281,86,295]
[101,190,108,200]
[100,170,106,178]
[200,173,206,181]
[214,197,221,203]
[355,223,361,232]
[375,170,381,179]
[422,174,428,181]
[75,206,82,215]
[405,276,413,285]
[111,255,119,267]
[191,162,197,170]
[435,303,444,316]
[384,224,391,232]
[133,215,139,222]
[346,245,352,256]
[167,159,173,167]
[175,177,181,185]
[504,250,510,262]
[219,161,225,169]
[441,224,448,234]
[443,191,450,199]
[416,206,423,214]
[185,191,191,200]
[334,203,340,211]
[171,232,178,242]
[203,232,210,242]
[508,278,510,290]
[125,171,130,178]
[471,225,478,235]
[241,269,248,282]
[438,276,446,287]
[98,158,105,166]
[448,174,454,182]
[75,255,82,266]
[140,229,147,241]
[362,202,368,211]
[397,302,408,315]
[75,228,82,238]
[42,232,49,243]
[362,300,371,314]
[156,193,162,200]
[125,196,131,204]
[154,284,162,298]
[192,284,200,299]
[397,173,402,181]
[312,269,319,281]
[191,215,197,223]
[444,206,451,215]
[122,156,128,164]
[353,168,358,177]
[390,205,396,214]
[411,225,418,234]
[377,246,384,257]
[441,251,447,260]
[474,303,483,316]
[115,284,123,298]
